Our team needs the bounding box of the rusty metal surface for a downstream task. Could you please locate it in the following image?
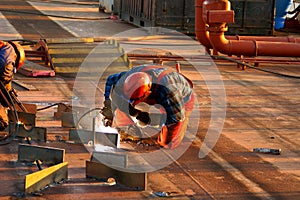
[0,0,299,199]
[1,60,298,199]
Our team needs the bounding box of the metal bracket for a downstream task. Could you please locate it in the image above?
[206,10,235,24]
[54,103,72,118]
[18,143,67,195]
[86,161,147,190]
[91,150,128,169]
[18,143,65,165]
[25,162,68,194]
[17,111,36,126]
[61,112,77,128]
[17,124,47,142]
[69,129,119,147]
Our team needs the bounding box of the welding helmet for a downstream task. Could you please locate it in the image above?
[123,72,152,102]
[8,41,26,71]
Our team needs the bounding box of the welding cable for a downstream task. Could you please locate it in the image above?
[36,102,70,111]
[0,9,110,20]
[212,55,300,79]
[37,104,103,130]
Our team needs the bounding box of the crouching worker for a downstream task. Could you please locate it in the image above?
[0,41,25,130]
[102,65,194,149]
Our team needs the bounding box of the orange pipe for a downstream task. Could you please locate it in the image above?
[226,35,300,43]
[209,32,300,57]
[195,0,212,50]
[195,0,300,52]
[201,0,300,57]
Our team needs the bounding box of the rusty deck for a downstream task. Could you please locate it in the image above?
[0,0,299,199]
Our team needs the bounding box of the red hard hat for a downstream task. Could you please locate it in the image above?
[123,72,152,100]
[8,41,26,71]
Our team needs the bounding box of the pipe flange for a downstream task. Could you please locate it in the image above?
[206,25,228,32]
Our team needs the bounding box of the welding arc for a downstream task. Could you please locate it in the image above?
[0,9,110,20]
[212,55,300,79]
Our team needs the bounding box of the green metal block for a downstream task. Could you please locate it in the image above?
[18,144,65,165]
[91,150,128,169]
[86,160,147,190]
[17,124,47,142]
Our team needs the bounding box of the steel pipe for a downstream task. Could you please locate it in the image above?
[195,0,300,57]
[199,0,300,57]
[195,0,213,50]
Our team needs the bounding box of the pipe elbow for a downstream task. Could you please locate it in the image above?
[209,33,232,54]
[197,0,300,57]
[209,32,257,56]
[195,30,212,49]
[195,0,213,49]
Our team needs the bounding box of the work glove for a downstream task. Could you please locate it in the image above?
[101,99,113,126]
[136,111,151,127]
[128,104,139,117]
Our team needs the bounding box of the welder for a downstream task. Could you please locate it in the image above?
[0,40,25,130]
[102,64,194,149]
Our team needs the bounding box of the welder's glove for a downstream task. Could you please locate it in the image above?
[102,99,113,126]
[128,104,139,117]
[136,111,151,127]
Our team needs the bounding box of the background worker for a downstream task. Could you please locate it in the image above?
[0,40,25,130]
[102,64,194,149]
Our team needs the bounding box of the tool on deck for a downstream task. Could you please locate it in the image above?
[10,88,28,112]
